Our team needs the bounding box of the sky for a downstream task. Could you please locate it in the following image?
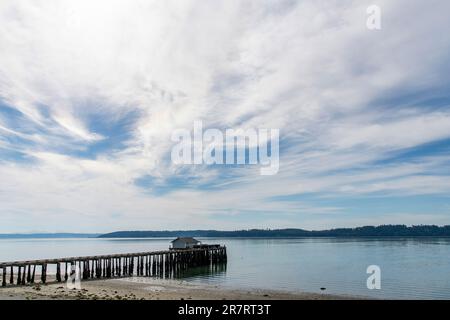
[1,0,450,233]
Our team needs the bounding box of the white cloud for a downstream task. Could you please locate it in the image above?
[0,0,450,232]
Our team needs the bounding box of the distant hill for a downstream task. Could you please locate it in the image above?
[98,225,450,238]
[0,233,101,239]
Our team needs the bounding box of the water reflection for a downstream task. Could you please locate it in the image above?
[175,262,227,280]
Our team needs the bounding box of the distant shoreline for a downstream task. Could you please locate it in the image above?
[1,235,450,240]
[0,233,100,239]
[2,225,450,239]
[98,225,450,238]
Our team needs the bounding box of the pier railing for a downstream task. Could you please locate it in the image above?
[0,245,227,287]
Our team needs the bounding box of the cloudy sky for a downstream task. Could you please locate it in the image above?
[1,0,450,233]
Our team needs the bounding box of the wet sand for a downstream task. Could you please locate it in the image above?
[0,277,359,300]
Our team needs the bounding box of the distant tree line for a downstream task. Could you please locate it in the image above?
[98,225,450,238]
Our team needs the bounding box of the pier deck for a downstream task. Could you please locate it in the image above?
[0,245,227,287]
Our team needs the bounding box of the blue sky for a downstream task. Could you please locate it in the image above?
[0,0,450,233]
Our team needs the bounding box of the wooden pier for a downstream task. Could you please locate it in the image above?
[0,246,227,287]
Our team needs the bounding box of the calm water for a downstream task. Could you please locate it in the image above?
[1,237,450,299]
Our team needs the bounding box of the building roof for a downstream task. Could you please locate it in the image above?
[171,237,200,243]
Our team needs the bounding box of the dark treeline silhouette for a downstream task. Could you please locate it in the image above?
[98,225,450,238]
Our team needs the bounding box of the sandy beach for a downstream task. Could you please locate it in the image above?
[0,277,358,300]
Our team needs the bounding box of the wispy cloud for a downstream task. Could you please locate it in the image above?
[0,0,450,232]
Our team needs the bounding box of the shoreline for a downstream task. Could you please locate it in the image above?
[0,277,362,300]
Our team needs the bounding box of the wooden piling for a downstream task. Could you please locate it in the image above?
[31,265,36,283]
[56,263,61,282]
[2,267,6,287]
[41,264,47,284]
[27,265,31,283]
[64,262,68,281]
[21,266,26,285]
[17,266,22,285]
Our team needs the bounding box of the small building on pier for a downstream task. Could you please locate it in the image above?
[170,237,201,249]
